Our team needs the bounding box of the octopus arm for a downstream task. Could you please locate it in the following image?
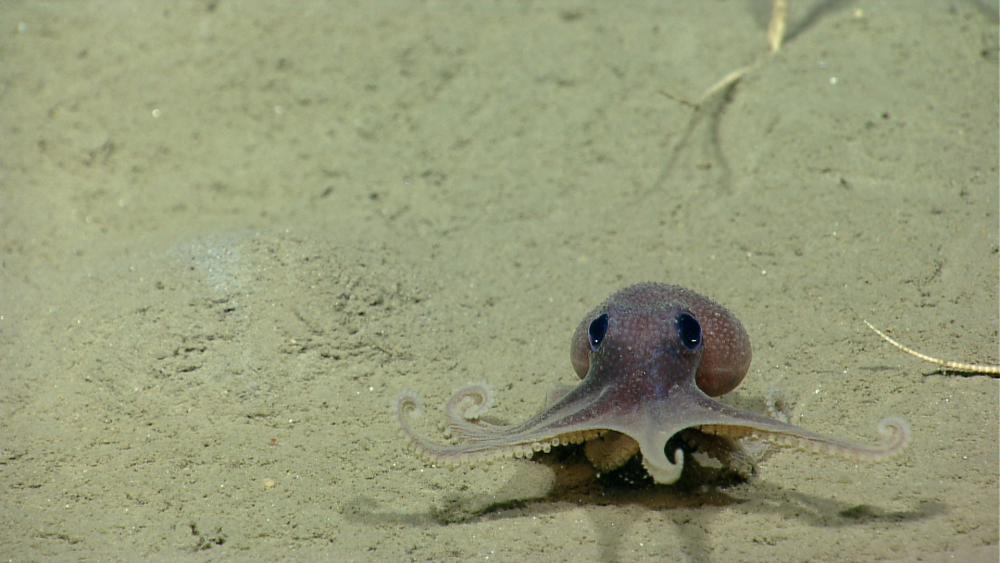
[394,389,605,469]
[700,416,910,461]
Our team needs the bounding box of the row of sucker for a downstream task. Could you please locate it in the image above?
[446,382,495,420]
[442,384,506,441]
[395,389,606,469]
[699,416,910,461]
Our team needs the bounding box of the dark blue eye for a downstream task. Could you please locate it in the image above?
[676,313,701,350]
[588,313,609,350]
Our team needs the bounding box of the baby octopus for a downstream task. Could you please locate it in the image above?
[395,283,909,484]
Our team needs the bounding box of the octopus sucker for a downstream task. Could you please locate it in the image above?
[394,283,910,486]
[584,431,641,472]
[700,415,910,462]
[397,395,566,467]
[445,381,495,420]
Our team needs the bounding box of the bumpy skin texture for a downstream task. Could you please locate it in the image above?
[570,284,752,397]
[395,283,909,485]
[568,283,754,473]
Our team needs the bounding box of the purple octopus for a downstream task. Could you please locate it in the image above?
[395,283,909,484]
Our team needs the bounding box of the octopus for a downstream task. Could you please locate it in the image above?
[395,283,910,485]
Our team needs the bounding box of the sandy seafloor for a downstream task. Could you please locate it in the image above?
[1,2,998,562]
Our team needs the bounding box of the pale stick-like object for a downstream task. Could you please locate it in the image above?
[863,320,999,376]
[767,0,789,53]
[695,0,790,104]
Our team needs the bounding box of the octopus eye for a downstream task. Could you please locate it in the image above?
[676,312,701,350]
[588,313,609,350]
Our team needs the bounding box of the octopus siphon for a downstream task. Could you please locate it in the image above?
[395,283,909,485]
